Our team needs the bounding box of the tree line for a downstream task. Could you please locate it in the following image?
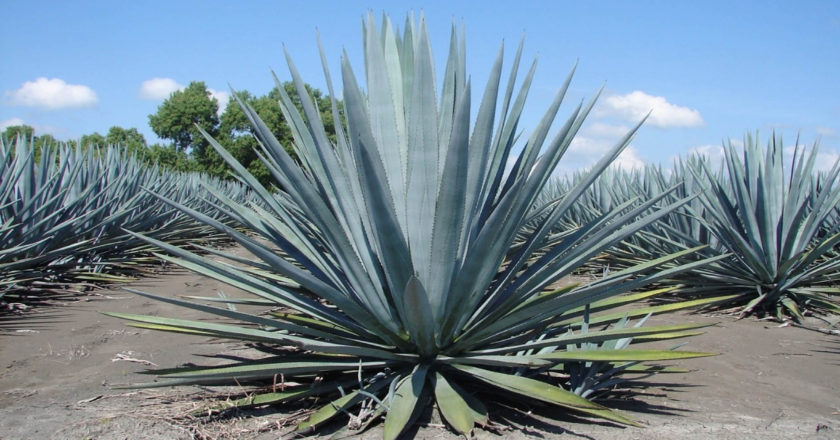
[1,81,337,186]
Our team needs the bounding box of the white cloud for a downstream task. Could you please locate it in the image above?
[597,91,703,128]
[612,146,645,170]
[569,135,610,158]
[554,136,645,176]
[208,88,230,112]
[138,77,183,100]
[139,78,229,113]
[6,77,98,109]
[550,137,647,178]
[1,117,25,130]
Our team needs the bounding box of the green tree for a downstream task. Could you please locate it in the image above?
[218,90,273,183]
[146,143,198,172]
[105,126,147,155]
[218,82,339,185]
[148,81,219,157]
[2,124,35,141]
[79,132,106,151]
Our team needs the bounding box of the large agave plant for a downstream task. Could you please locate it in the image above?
[109,14,724,437]
[679,134,840,320]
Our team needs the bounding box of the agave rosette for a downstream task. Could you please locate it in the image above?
[110,14,726,438]
[679,134,840,319]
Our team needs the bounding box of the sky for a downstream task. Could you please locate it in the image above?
[2,0,839,173]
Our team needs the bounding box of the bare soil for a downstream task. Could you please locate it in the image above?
[2,254,839,439]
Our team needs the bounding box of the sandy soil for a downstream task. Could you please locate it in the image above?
[1,256,839,439]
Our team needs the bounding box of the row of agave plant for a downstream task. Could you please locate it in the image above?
[0,137,252,303]
[550,135,840,322]
[102,13,761,439]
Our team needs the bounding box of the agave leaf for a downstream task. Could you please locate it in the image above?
[538,349,715,362]
[428,79,471,323]
[383,364,429,440]
[270,312,358,338]
[454,364,598,409]
[554,294,740,328]
[159,359,392,382]
[553,364,690,374]
[121,322,215,336]
[106,312,416,362]
[438,354,553,368]
[183,295,276,306]
[467,322,714,356]
[403,17,440,294]
[195,381,353,415]
[630,331,707,343]
[433,372,474,435]
[123,288,381,347]
[402,277,437,357]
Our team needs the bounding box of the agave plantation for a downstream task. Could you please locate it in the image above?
[2,12,839,440]
[0,137,251,303]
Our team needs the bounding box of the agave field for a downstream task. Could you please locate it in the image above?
[2,12,839,439]
[0,137,252,305]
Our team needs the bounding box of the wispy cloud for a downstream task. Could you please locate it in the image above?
[597,91,703,128]
[582,122,633,138]
[5,77,98,109]
[815,126,836,137]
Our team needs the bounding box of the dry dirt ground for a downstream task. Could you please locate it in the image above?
[2,254,839,439]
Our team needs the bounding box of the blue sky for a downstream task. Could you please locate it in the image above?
[2,0,838,171]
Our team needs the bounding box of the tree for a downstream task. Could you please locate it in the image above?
[148,81,219,156]
[145,143,198,172]
[2,124,35,141]
[217,82,339,185]
[105,126,147,155]
[79,132,106,151]
[218,90,274,183]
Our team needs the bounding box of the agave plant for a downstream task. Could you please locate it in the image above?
[675,134,840,320]
[109,14,725,438]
